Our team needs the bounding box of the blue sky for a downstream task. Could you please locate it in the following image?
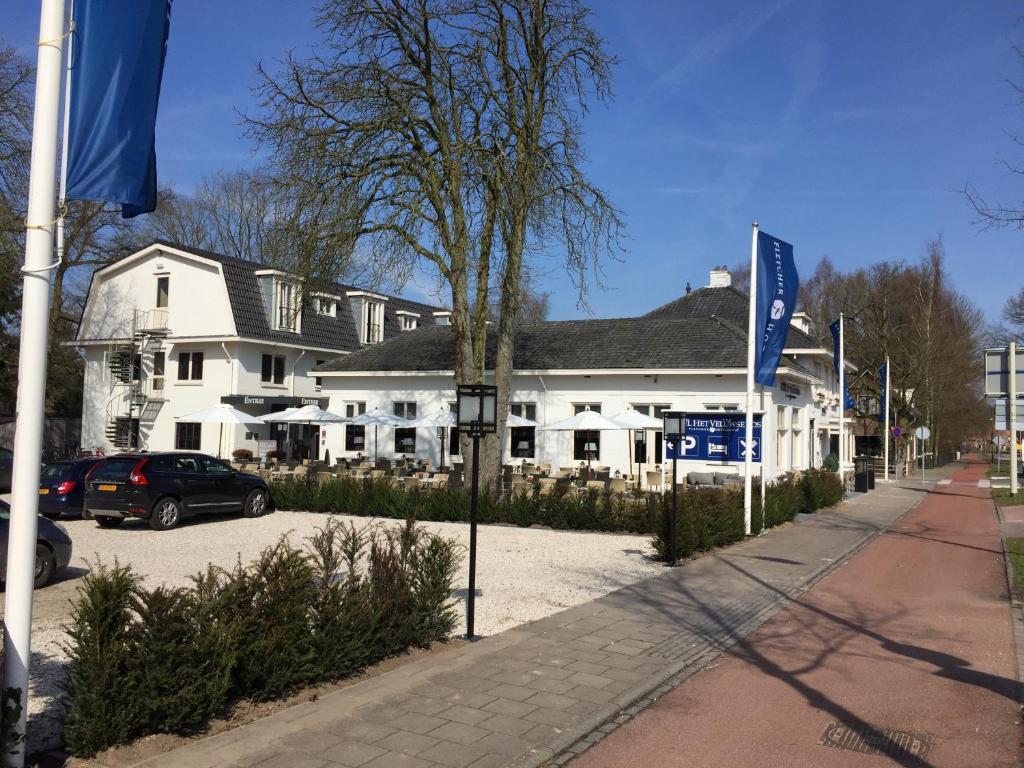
[8,1,1023,321]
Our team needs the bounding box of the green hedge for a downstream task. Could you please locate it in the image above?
[271,470,845,544]
[651,469,846,562]
[270,477,659,533]
[63,519,461,757]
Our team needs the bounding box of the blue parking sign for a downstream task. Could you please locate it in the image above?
[666,413,761,463]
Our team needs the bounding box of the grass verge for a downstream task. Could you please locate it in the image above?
[1005,538,1024,590]
[994,488,1024,507]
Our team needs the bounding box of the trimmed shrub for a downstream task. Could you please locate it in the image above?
[63,520,461,757]
[800,468,844,511]
[231,448,254,461]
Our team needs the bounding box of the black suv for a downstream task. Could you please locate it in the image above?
[84,452,270,531]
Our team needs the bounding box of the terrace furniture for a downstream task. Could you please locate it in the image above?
[646,470,663,492]
[687,471,716,488]
[538,478,557,495]
[315,472,334,484]
[404,477,421,491]
[585,480,606,492]
[432,473,450,489]
[292,465,309,478]
[608,477,626,493]
[369,469,385,479]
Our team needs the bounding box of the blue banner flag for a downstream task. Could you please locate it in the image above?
[878,361,887,422]
[65,0,173,218]
[829,320,856,410]
[753,231,799,386]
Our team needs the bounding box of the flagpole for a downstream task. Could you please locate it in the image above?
[743,222,759,536]
[55,0,73,268]
[883,354,890,482]
[838,312,846,488]
[5,1,67,764]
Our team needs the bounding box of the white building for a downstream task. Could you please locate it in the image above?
[74,242,443,458]
[314,267,853,481]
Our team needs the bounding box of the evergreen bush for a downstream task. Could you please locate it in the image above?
[63,520,461,757]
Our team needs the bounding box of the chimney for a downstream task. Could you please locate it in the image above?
[708,267,731,288]
[790,311,812,334]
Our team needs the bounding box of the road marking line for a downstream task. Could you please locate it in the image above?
[978,479,991,489]
[938,479,952,485]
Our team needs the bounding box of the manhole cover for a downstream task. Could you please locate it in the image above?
[819,720,935,759]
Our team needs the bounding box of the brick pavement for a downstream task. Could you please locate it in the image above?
[135,476,939,768]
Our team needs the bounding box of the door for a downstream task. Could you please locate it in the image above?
[169,454,208,512]
[198,455,244,510]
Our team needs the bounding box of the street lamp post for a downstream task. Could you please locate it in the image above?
[456,383,497,640]
[662,411,687,567]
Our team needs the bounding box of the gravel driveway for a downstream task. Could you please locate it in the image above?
[1,508,661,753]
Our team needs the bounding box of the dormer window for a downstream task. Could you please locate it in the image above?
[365,300,384,344]
[276,281,299,332]
[433,311,452,326]
[397,310,420,331]
[314,294,338,317]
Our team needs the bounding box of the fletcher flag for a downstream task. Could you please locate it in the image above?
[65,0,173,218]
[829,320,856,410]
[753,231,799,386]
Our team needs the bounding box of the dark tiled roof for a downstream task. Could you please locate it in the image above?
[151,241,442,352]
[317,316,755,372]
[644,285,825,350]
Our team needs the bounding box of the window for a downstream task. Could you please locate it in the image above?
[434,312,451,326]
[156,275,169,308]
[509,403,536,459]
[630,404,667,464]
[276,281,299,332]
[261,354,286,385]
[511,427,534,458]
[175,422,201,450]
[200,456,232,474]
[393,402,417,420]
[131,353,142,382]
[573,403,601,414]
[345,402,366,451]
[510,403,536,421]
[776,405,790,471]
[449,427,460,456]
[152,351,165,393]
[177,351,203,381]
[315,296,336,316]
[399,313,418,331]
[346,402,367,418]
[574,431,600,461]
[315,359,325,390]
[365,300,384,344]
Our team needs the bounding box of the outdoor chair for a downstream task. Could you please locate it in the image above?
[315,472,333,484]
[608,477,626,493]
[585,480,606,492]
[292,465,309,478]
[258,469,272,481]
[404,477,421,491]
[369,469,385,479]
[432,473,450,489]
[646,470,663,492]
[687,471,716,488]
[538,478,557,495]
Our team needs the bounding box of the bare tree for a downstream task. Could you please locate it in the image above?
[249,0,622,488]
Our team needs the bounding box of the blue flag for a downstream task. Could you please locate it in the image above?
[877,361,887,422]
[753,231,799,386]
[65,0,173,218]
[829,320,856,410]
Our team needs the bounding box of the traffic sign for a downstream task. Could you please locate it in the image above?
[914,426,931,441]
[994,435,1009,449]
[993,398,1024,431]
[891,426,902,439]
[985,347,1024,397]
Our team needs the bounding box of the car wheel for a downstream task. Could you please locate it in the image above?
[149,497,181,531]
[95,516,124,529]
[243,488,268,518]
[34,544,55,589]
[81,507,94,520]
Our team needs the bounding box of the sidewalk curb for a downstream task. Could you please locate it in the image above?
[541,487,932,767]
[998,537,1024,708]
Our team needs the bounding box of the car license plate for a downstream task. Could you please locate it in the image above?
[98,484,117,492]
[38,488,49,495]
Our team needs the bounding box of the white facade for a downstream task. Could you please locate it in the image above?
[75,243,437,458]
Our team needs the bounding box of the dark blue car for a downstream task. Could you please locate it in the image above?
[38,457,106,519]
[0,500,73,588]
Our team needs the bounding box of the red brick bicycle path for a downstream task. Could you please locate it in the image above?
[573,458,1020,768]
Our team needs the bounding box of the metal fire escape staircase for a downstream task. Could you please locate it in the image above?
[105,309,169,450]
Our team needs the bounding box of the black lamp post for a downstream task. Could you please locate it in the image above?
[662,411,687,566]
[456,383,497,639]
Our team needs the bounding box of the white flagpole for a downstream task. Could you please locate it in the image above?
[883,354,890,482]
[4,1,67,764]
[838,312,846,488]
[743,222,759,536]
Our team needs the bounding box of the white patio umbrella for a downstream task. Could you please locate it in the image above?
[506,413,539,427]
[349,407,412,462]
[610,409,664,486]
[539,411,626,476]
[176,404,265,459]
[409,409,457,469]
